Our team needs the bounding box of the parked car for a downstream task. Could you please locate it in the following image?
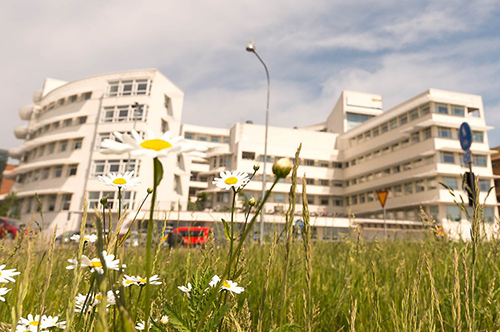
[0,217,20,239]
[167,227,211,248]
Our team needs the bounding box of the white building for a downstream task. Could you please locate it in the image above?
[5,69,498,240]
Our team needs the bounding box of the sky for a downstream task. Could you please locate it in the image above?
[2,0,500,152]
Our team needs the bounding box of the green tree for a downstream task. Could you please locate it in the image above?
[0,192,20,219]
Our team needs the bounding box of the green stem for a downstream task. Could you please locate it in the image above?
[227,189,237,277]
[145,158,159,332]
[134,286,144,322]
[197,177,280,332]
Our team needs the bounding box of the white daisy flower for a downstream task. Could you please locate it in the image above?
[122,274,162,287]
[0,287,9,301]
[212,171,249,191]
[221,280,244,295]
[40,316,66,329]
[18,314,50,330]
[0,265,20,283]
[101,130,185,158]
[160,315,169,324]
[69,234,98,243]
[98,171,141,189]
[66,251,125,274]
[135,320,153,331]
[178,282,192,296]
[209,275,221,288]
[74,291,117,313]
[15,325,40,332]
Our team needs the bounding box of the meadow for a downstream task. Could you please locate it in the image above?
[0,139,496,331]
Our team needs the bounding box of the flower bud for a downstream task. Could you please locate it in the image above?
[160,315,169,324]
[253,163,260,172]
[272,158,293,178]
[147,188,153,194]
[248,197,256,206]
[100,197,108,205]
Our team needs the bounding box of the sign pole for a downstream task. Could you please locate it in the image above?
[383,206,387,239]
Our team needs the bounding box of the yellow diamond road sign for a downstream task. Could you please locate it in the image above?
[377,190,388,208]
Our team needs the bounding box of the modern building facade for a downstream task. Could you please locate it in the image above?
[5,69,498,240]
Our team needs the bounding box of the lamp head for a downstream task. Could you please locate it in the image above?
[246,41,255,52]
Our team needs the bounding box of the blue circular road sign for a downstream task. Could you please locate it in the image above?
[459,122,472,151]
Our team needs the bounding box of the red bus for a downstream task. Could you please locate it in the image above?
[167,227,211,247]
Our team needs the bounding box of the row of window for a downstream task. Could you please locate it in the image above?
[16,164,78,184]
[92,159,140,177]
[348,176,492,206]
[440,152,488,167]
[437,126,484,142]
[96,131,145,150]
[107,79,151,97]
[241,151,344,169]
[38,92,92,116]
[20,194,72,214]
[22,137,84,163]
[87,191,135,210]
[27,116,87,141]
[184,132,229,143]
[347,155,435,187]
[349,102,480,147]
[102,104,146,123]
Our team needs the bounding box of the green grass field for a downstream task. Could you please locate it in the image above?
[1,232,500,331]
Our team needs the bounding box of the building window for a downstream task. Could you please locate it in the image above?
[394,184,403,197]
[63,119,73,127]
[242,152,255,160]
[306,178,314,185]
[41,168,50,180]
[26,197,33,214]
[436,104,448,114]
[73,138,83,150]
[92,159,139,176]
[442,176,458,189]
[53,166,63,178]
[399,114,408,125]
[420,104,431,116]
[372,127,379,137]
[185,132,194,140]
[441,152,455,164]
[472,131,484,143]
[446,205,461,221]
[484,207,494,223]
[451,105,465,116]
[78,116,87,124]
[102,104,147,122]
[468,107,480,118]
[405,182,414,194]
[389,119,398,130]
[320,179,329,186]
[210,136,220,142]
[107,79,151,97]
[438,127,452,138]
[423,128,432,140]
[161,119,169,133]
[274,193,286,203]
[69,95,78,103]
[381,123,388,133]
[59,140,68,152]
[473,155,487,167]
[346,112,374,130]
[57,98,65,107]
[52,122,60,130]
[409,109,419,121]
[68,164,78,176]
[415,180,425,192]
[411,132,420,143]
[198,136,208,141]
[164,95,173,116]
[47,195,57,212]
[478,179,491,192]
[61,194,72,211]
[82,92,92,100]
[304,159,315,166]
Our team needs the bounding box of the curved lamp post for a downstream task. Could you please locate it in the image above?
[246,41,270,243]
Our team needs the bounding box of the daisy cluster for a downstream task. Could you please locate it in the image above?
[178,274,244,297]
[17,314,65,331]
[0,264,20,302]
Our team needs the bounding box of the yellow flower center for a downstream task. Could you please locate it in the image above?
[224,177,238,185]
[222,280,231,288]
[29,321,39,326]
[140,139,172,151]
[0,271,2,276]
[95,294,102,301]
[125,280,135,284]
[91,261,103,268]
[140,278,147,283]
[112,178,127,185]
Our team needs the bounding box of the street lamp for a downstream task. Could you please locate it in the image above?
[246,41,270,243]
